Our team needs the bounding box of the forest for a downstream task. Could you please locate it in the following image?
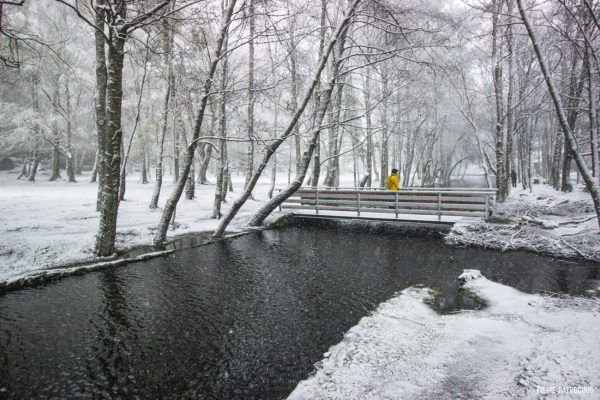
[1,0,599,257]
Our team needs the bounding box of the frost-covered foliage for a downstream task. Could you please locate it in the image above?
[447,185,600,262]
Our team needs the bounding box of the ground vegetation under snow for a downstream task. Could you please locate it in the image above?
[446,184,600,262]
[0,170,269,284]
[288,271,600,399]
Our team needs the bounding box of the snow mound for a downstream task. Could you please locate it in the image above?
[457,269,483,283]
[288,274,600,399]
[446,186,600,262]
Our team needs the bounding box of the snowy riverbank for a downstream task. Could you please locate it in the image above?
[446,184,600,262]
[0,170,270,284]
[288,271,600,399]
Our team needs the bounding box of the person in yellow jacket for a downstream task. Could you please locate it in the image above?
[385,168,400,190]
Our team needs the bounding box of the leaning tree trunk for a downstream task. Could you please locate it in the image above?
[211,0,361,239]
[251,87,333,226]
[154,0,237,245]
[249,15,350,227]
[517,0,600,227]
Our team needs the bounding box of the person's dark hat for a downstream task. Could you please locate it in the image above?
[391,168,398,174]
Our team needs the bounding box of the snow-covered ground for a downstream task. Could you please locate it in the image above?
[447,185,600,262]
[0,169,271,284]
[289,271,600,399]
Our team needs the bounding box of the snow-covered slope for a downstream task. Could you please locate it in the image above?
[289,271,600,399]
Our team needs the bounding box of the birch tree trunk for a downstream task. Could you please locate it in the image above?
[65,80,76,182]
[120,47,148,200]
[379,69,389,188]
[94,28,126,256]
[154,0,237,245]
[492,0,506,201]
[211,0,362,239]
[244,0,255,190]
[516,0,600,227]
[49,80,61,182]
[212,18,229,219]
[505,0,515,196]
[149,17,175,209]
[94,0,108,208]
[310,0,327,188]
[364,67,373,188]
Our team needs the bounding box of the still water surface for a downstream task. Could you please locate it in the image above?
[0,225,597,399]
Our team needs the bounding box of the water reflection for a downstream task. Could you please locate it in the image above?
[0,226,597,399]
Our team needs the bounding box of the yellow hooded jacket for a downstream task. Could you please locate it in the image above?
[385,173,399,191]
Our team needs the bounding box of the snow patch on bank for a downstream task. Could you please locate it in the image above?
[0,171,271,283]
[446,185,600,262]
[288,271,600,399]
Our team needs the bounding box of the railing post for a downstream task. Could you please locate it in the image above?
[395,191,398,219]
[315,188,319,215]
[357,191,361,217]
[437,193,442,221]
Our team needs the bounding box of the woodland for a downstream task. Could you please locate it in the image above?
[1,0,599,256]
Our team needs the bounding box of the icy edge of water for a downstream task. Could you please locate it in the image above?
[288,271,600,400]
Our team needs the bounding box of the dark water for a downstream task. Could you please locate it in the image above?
[0,226,597,400]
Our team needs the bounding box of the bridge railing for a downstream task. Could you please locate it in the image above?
[279,187,498,220]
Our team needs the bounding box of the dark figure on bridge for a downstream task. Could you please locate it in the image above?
[386,169,399,191]
[511,170,517,188]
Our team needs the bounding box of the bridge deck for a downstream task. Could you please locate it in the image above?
[279,187,497,222]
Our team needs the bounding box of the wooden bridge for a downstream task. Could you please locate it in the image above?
[279,187,497,223]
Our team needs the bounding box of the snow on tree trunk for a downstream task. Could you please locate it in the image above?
[516,0,600,228]
[309,0,327,189]
[149,18,174,209]
[492,0,506,202]
[212,19,230,219]
[94,32,126,256]
[93,0,108,210]
[211,0,361,239]
[65,80,76,183]
[153,0,238,245]
[244,0,255,192]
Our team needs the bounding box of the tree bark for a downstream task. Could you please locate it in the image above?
[120,45,148,200]
[154,0,237,245]
[492,0,506,201]
[212,18,229,219]
[244,0,255,191]
[211,0,361,238]
[94,0,108,210]
[364,67,373,188]
[517,0,600,227]
[310,0,327,188]
[94,26,126,256]
[65,79,76,182]
[149,16,175,209]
